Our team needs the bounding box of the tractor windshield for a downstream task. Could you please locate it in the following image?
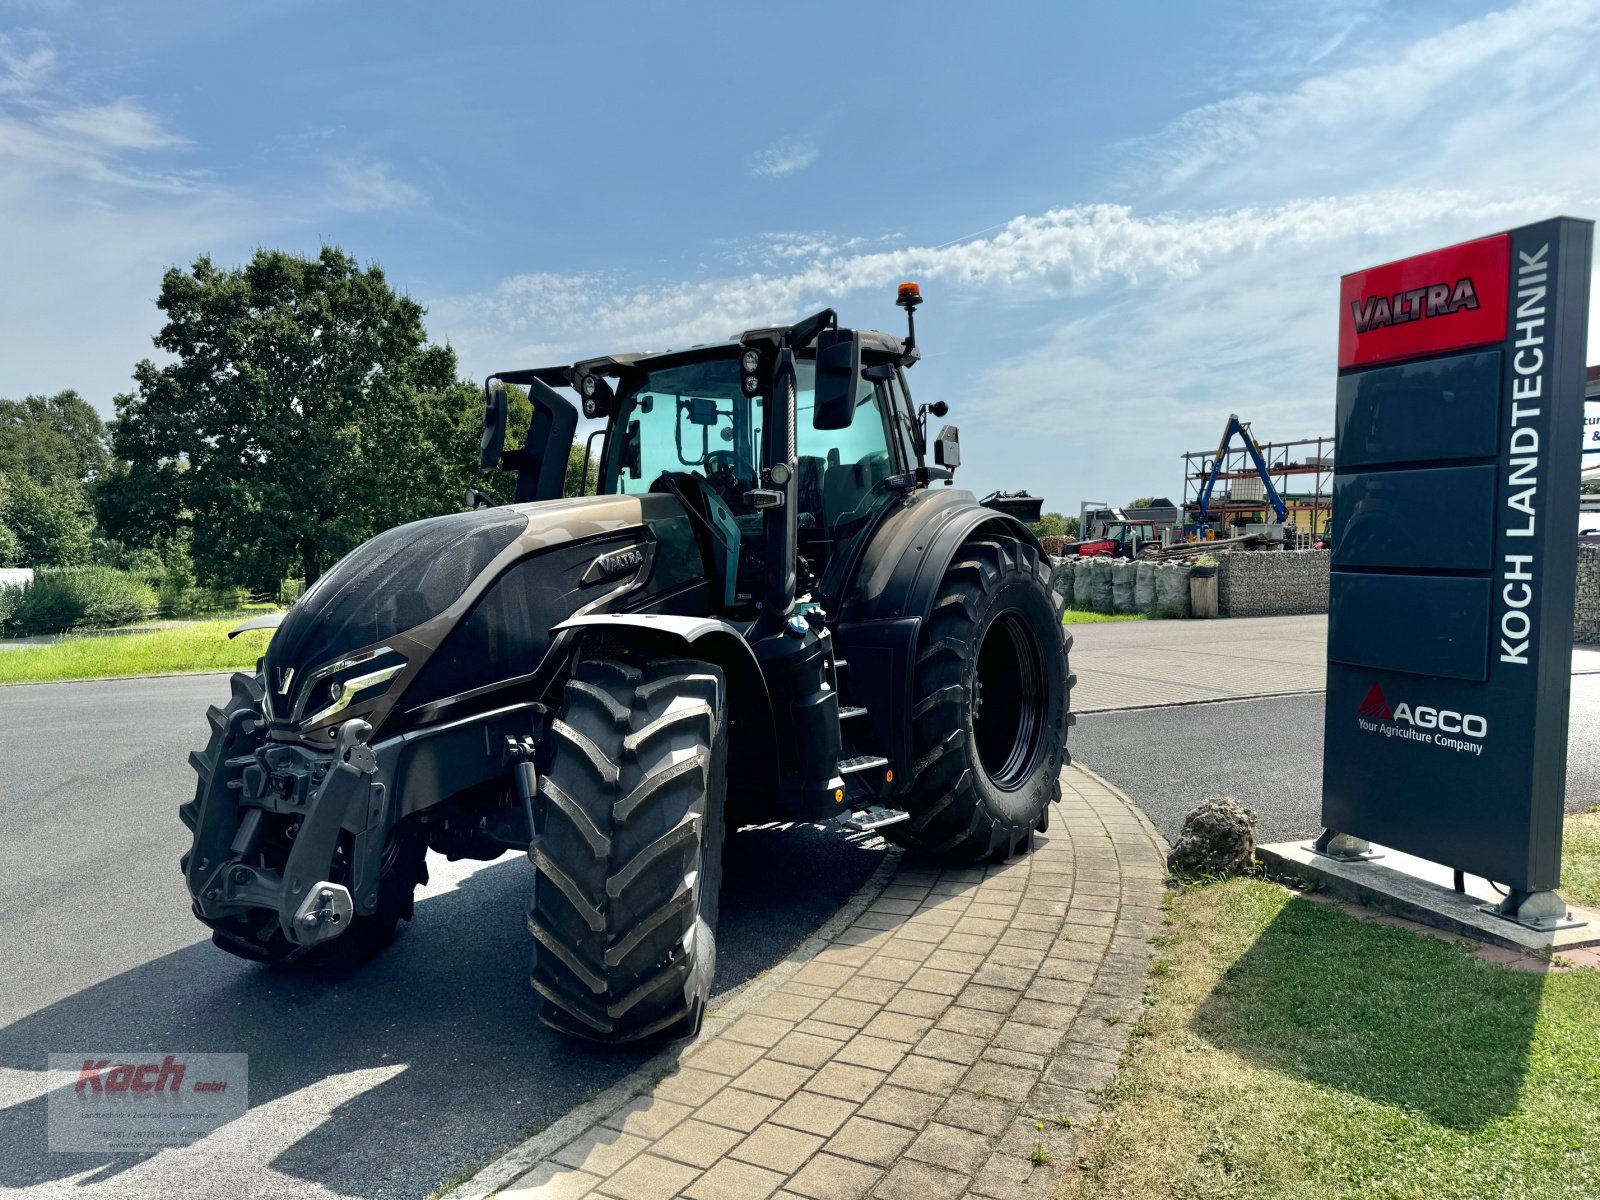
[601,350,908,586]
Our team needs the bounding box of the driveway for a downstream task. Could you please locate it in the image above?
[0,675,883,1200]
[1068,616,1600,842]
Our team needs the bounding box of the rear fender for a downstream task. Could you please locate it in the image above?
[834,494,1044,792]
[551,614,779,812]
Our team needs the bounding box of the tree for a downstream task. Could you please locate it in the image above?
[1129,497,1159,509]
[0,390,108,487]
[1030,512,1078,539]
[0,474,20,567]
[565,443,598,498]
[1584,479,1599,496]
[8,473,93,566]
[110,248,472,587]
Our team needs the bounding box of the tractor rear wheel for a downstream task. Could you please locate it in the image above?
[891,535,1073,863]
[529,657,727,1043]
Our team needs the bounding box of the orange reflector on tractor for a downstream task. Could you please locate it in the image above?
[834,788,845,803]
[885,769,894,784]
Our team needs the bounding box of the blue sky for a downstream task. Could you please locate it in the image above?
[2,0,1598,511]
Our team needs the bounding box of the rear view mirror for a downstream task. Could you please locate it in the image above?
[934,424,961,471]
[480,385,508,468]
[813,327,861,430]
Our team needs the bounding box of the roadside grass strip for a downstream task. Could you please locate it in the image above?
[1062,611,1148,624]
[0,618,274,684]
[1059,824,1600,1200]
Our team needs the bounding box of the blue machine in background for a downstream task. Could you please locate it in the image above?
[1193,413,1289,535]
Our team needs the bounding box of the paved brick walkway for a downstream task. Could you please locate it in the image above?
[459,767,1166,1200]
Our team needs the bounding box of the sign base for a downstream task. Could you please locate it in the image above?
[1307,829,1383,863]
[1478,888,1588,934]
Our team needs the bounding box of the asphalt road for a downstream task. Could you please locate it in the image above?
[0,675,884,1200]
[1073,674,1600,845]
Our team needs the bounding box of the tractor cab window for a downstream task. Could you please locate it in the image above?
[605,358,759,506]
[795,366,901,579]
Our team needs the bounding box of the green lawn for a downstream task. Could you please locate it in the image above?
[1059,817,1600,1200]
[0,618,275,684]
[1063,610,1148,624]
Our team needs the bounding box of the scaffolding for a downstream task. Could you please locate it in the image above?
[1182,431,1336,541]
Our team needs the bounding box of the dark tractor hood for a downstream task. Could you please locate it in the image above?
[262,494,667,743]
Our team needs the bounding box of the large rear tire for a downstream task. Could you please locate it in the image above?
[890,535,1073,863]
[529,657,727,1043]
[183,671,428,967]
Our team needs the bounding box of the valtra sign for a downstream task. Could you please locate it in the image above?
[1322,217,1591,899]
[1337,233,1510,368]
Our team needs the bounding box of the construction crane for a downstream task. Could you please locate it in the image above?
[1194,414,1288,534]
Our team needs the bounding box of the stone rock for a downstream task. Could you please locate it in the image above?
[1166,798,1257,876]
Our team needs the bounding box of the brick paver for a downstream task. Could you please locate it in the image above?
[465,765,1166,1200]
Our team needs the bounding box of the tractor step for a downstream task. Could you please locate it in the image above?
[838,706,868,721]
[837,754,889,777]
[835,805,910,834]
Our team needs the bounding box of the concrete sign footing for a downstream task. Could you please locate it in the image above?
[1259,840,1600,955]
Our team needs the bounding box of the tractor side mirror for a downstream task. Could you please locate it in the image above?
[813,327,861,430]
[480,385,508,468]
[934,424,961,471]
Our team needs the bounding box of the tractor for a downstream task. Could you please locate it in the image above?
[180,284,1075,1043]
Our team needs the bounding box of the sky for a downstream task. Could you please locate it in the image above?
[1,0,1598,512]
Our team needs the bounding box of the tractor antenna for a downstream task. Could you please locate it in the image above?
[896,281,922,366]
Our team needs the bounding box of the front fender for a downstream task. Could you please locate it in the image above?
[550,613,780,816]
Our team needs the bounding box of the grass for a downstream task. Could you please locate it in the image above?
[1062,610,1148,624]
[1058,817,1600,1200]
[1561,811,1600,908]
[0,617,275,684]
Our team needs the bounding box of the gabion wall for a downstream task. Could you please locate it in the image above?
[1578,545,1600,646]
[1216,550,1331,618]
[1051,546,1599,633]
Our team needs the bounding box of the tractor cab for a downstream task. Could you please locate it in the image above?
[479,293,948,626]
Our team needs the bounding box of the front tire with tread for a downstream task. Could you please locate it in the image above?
[529,657,728,1043]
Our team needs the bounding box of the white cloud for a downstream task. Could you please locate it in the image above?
[44,99,187,150]
[1124,0,1600,199]
[324,158,425,213]
[750,138,819,179]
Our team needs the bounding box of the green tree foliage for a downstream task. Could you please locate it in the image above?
[0,474,21,567]
[8,473,94,566]
[1584,479,1599,496]
[109,247,473,587]
[1030,511,1078,539]
[0,390,108,487]
[1130,497,1160,509]
[566,443,599,498]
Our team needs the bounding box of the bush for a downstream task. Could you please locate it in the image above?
[278,577,305,607]
[0,582,19,636]
[6,566,158,636]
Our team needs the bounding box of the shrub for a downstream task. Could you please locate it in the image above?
[7,566,158,636]
[0,582,19,636]
[278,577,305,607]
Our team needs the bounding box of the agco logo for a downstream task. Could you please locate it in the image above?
[1350,276,1480,333]
[1358,684,1488,738]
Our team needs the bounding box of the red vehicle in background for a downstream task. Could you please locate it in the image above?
[1075,521,1156,558]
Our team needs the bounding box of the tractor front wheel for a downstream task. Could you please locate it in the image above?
[892,535,1073,863]
[529,657,727,1043]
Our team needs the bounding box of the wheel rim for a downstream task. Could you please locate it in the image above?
[973,610,1047,791]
